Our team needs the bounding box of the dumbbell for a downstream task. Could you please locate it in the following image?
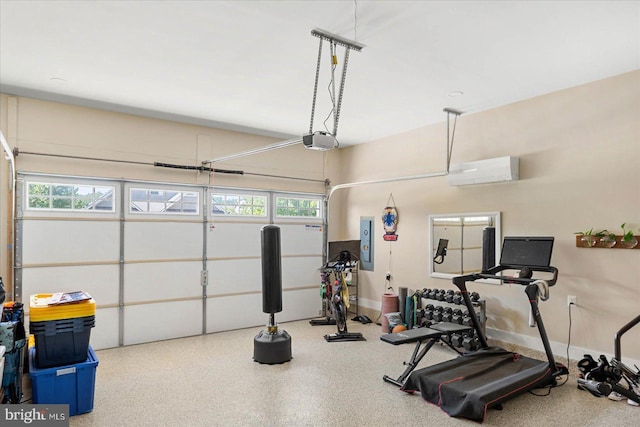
[450,333,464,347]
[444,290,455,303]
[463,335,480,351]
[442,307,454,323]
[421,288,431,299]
[452,292,463,305]
[435,289,447,301]
[424,304,435,320]
[470,292,480,302]
[462,313,482,326]
[462,308,481,316]
[451,309,463,324]
[433,306,444,322]
[462,315,474,326]
[427,288,439,300]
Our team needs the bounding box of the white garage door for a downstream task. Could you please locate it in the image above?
[18,175,121,350]
[206,190,323,332]
[122,183,204,345]
[17,173,323,349]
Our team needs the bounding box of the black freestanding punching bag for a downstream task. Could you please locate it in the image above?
[253,225,292,364]
[482,226,496,272]
[261,225,282,315]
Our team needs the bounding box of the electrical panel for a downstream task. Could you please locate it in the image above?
[360,217,374,271]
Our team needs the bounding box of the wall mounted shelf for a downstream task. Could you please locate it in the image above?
[575,235,640,249]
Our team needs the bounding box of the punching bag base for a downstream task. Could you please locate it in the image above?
[253,329,292,364]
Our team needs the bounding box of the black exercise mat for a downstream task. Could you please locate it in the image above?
[402,347,553,422]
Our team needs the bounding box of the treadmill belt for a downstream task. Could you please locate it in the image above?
[402,347,553,422]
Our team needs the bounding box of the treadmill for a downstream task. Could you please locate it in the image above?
[402,236,568,422]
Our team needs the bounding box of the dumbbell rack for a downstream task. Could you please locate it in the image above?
[418,289,486,352]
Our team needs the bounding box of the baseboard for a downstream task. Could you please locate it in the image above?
[487,327,640,369]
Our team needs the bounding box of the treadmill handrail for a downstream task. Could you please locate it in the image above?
[475,264,558,286]
[452,264,562,376]
[614,314,640,362]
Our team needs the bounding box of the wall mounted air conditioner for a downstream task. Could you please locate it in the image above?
[448,156,519,186]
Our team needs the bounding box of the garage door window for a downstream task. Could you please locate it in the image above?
[130,188,199,215]
[275,196,321,218]
[27,182,115,212]
[211,193,267,217]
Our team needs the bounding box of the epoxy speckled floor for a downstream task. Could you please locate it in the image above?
[26,319,637,426]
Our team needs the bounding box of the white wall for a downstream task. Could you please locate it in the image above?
[327,70,640,362]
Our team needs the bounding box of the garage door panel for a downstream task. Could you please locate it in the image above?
[279,288,321,322]
[207,222,262,258]
[282,256,322,289]
[277,223,323,255]
[22,220,119,265]
[125,222,202,260]
[124,261,202,303]
[206,294,264,333]
[124,300,201,345]
[207,259,261,296]
[91,308,119,350]
[22,265,119,306]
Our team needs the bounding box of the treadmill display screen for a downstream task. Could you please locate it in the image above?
[499,237,554,267]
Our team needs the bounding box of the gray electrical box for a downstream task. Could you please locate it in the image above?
[360,217,374,271]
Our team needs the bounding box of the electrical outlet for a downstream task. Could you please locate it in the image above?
[567,295,577,307]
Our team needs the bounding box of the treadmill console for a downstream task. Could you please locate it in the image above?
[474,236,557,286]
[499,236,554,268]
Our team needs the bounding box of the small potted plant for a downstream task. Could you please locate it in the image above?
[575,228,604,248]
[599,230,617,248]
[620,223,638,249]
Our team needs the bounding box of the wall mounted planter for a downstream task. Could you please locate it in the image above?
[575,235,640,249]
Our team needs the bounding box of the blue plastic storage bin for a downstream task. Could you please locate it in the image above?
[29,345,98,416]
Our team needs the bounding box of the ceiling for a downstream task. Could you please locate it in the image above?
[1,1,638,147]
